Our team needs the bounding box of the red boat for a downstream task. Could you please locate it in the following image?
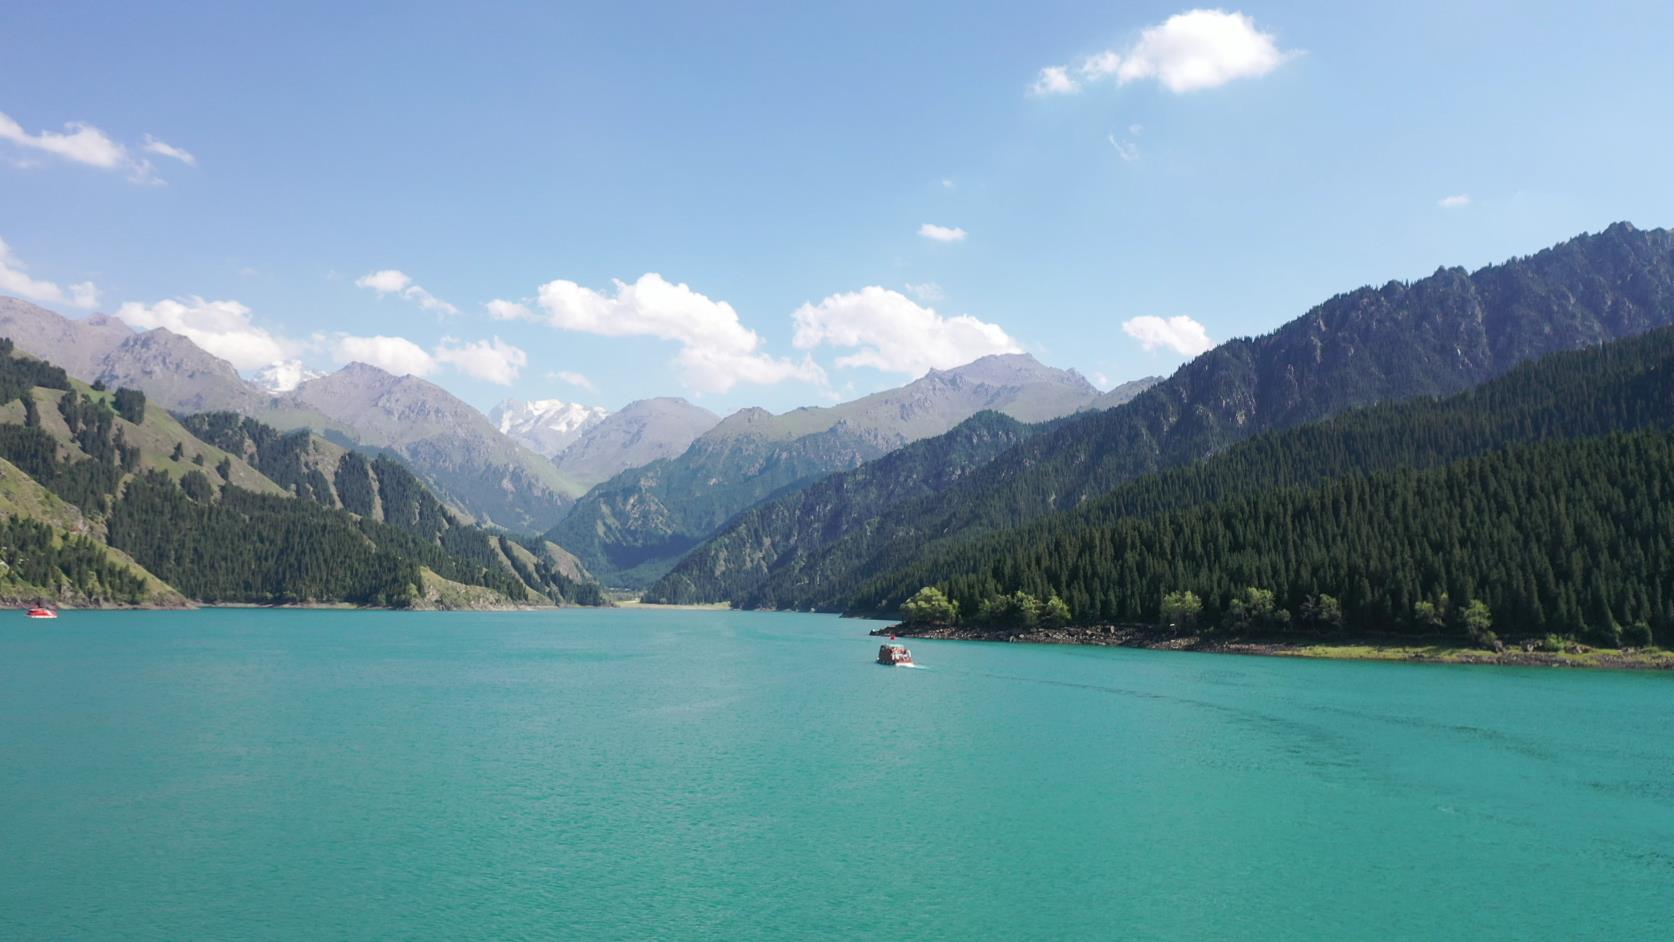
[26,607,57,619]
[877,642,914,666]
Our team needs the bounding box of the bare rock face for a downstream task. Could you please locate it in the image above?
[0,298,133,380]
[553,397,721,488]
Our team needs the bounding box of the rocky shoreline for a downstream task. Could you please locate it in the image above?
[870,623,1674,671]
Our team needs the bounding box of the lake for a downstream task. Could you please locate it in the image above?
[2,608,1670,940]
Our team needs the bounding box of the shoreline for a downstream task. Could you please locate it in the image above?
[872,624,1674,671]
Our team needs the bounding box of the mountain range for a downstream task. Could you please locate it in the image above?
[0,341,602,608]
[647,222,1674,612]
[491,398,612,458]
[0,298,581,532]
[546,354,1151,586]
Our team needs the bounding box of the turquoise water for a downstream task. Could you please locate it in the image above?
[2,609,1671,940]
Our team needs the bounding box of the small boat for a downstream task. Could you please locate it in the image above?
[26,606,58,619]
[877,642,913,666]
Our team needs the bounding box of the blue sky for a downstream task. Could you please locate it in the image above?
[3,1,1673,414]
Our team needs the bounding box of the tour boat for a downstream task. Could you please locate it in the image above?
[26,606,57,619]
[876,642,914,666]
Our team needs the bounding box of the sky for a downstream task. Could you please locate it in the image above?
[3,1,1673,415]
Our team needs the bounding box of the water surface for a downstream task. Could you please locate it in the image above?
[2,608,1670,940]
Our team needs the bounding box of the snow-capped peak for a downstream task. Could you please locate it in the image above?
[489,397,611,458]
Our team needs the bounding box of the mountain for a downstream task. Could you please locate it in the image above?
[0,298,133,380]
[1092,375,1163,409]
[0,299,583,531]
[551,397,720,487]
[731,223,1674,612]
[852,323,1674,637]
[0,340,604,608]
[490,398,611,459]
[285,364,585,531]
[98,328,284,416]
[643,410,1041,605]
[547,354,1107,586]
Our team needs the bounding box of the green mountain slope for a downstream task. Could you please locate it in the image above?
[0,342,603,608]
[643,411,1039,604]
[740,223,1674,612]
[548,354,1117,587]
[887,430,1674,649]
[853,324,1674,624]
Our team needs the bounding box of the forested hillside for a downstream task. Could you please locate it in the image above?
[884,431,1674,648]
[737,223,1674,611]
[644,411,1039,604]
[0,342,603,608]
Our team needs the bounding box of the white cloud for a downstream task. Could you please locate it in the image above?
[918,223,967,243]
[1122,315,1214,356]
[905,281,945,303]
[486,298,534,320]
[355,268,459,315]
[1108,134,1140,162]
[252,360,322,393]
[435,336,527,386]
[0,237,99,309]
[115,296,292,369]
[331,334,438,377]
[551,370,597,391]
[1080,51,1123,78]
[1042,10,1293,97]
[1118,10,1292,92]
[356,269,411,293]
[941,178,956,189]
[1438,193,1471,209]
[1091,371,1112,389]
[141,134,196,166]
[0,111,177,184]
[0,111,127,168]
[1030,66,1081,96]
[526,273,823,394]
[791,286,1022,376]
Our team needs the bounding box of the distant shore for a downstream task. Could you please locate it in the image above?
[872,623,1674,671]
[615,599,732,611]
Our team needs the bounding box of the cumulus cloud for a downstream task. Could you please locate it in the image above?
[355,268,459,315]
[0,237,99,309]
[141,134,196,166]
[918,223,967,243]
[115,296,292,369]
[435,336,527,386]
[0,110,185,184]
[331,334,438,377]
[1122,314,1214,356]
[1030,65,1081,96]
[1438,193,1471,209]
[791,286,1022,376]
[1041,9,1293,97]
[551,370,596,391]
[512,272,823,394]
